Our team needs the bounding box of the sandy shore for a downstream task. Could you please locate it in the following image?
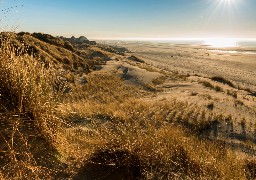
[106,41,256,90]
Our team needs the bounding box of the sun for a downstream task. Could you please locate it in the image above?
[219,0,231,4]
[210,0,244,12]
[219,0,240,5]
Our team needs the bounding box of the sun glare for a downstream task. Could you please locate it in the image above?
[221,0,234,2]
[204,38,238,47]
[218,0,242,6]
[204,38,237,48]
[210,0,244,11]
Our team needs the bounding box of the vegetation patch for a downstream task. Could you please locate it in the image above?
[211,76,235,88]
[128,55,145,63]
[200,80,224,92]
[0,32,253,179]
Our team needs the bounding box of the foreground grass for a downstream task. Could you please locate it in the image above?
[59,73,249,179]
[0,33,66,178]
[0,33,254,179]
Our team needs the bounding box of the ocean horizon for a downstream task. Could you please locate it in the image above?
[99,38,256,49]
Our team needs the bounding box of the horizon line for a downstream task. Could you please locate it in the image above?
[91,37,256,41]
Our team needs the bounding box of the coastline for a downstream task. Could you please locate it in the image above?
[105,40,256,87]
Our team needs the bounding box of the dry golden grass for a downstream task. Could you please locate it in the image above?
[59,73,248,179]
[0,32,254,179]
[0,32,67,179]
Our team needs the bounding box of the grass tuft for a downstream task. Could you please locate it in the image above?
[211,76,235,88]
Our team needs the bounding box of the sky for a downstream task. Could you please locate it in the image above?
[0,0,256,39]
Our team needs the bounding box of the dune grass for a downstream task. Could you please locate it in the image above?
[0,32,254,179]
[211,76,235,88]
[0,32,66,179]
[59,73,249,179]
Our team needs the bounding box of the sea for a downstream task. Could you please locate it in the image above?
[126,38,256,48]
[158,38,256,55]
[102,38,256,55]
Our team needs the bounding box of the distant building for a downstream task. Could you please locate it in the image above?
[61,35,96,45]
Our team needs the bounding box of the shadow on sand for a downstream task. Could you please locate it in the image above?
[249,92,256,97]
[73,150,141,180]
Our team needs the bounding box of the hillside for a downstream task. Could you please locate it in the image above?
[0,32,128,179]
[1,32,256,179]
[2,32,112,71]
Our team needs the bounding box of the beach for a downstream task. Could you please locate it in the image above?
[108,40,256,88]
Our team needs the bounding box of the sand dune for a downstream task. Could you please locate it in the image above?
[98,41,256,157]
[98,59,162,85]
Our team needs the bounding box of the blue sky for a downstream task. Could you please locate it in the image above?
[1,0,256,39]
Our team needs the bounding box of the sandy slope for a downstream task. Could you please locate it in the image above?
[98,59,162,85]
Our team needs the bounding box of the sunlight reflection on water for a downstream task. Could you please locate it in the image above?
[203,38,238,48]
